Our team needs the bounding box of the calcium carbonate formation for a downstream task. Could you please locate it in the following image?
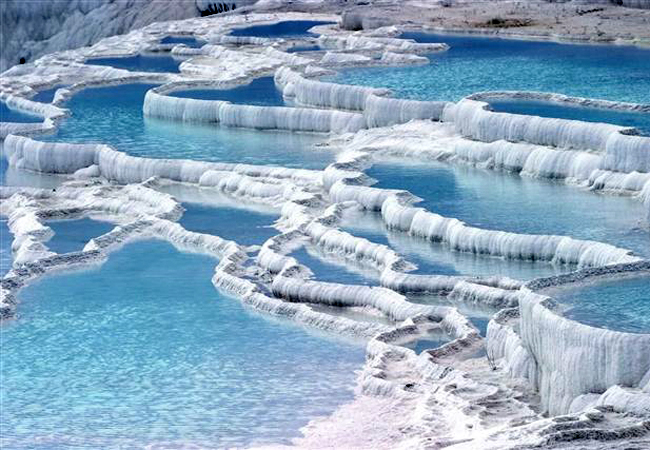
[1,10,649,450]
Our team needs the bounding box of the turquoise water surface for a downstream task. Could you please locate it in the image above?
[290,246,378,285]
[180,201,279,246]
[0,101,42,123]
[32,86,65,104]
[0,240,365,449]
[403,331,451,355]
[86,55,182,73]
[552,275,650,333]
[286,44,323,53]
[43,83,332,169]
[160,36,203,48]
[46,218,115,254]
[328,32,650,104]
[367,161,649,258]
[1,219,11,275]
[229,20,334,38]
[340,209,570,281]
[171,76,285,106]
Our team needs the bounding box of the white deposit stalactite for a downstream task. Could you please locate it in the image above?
[602,131,650,173]
[271,276,434,323]
[363,95,449,128]
[467,91,650,113]
[275,67,389,111]
[447,99,630,152]
[380,196,641,267]
[143,89,367,133]
[451,138,603,180]
[517,288,650,415]
[2,135,323,194]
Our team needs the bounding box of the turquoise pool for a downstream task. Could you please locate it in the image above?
[42,83,332,169]
[171,76,285,106]
[32,86,66,104]
[46,218,115,254]
[86,55,182,73]
[0,240,365,449]
[367,161,649,258]
[340,210,570,281]
[1,101,42,123]
[328,32,650,104]
[229,20,335,38]
[179,201,279,246]
[289,246,378,285]
[552,275,650,333]
[160,36,203,48]
[1,219,11,276]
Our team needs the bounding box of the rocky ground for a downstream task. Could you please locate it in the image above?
[326,0,650,45]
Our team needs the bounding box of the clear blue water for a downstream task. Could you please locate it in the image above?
[367,161,649,258]
[32,86,66,104]
[290,246,378,285]
[46,218,115,254]
[286,44,323,53]
[229,20,334,38]
[171,76,285,106]
[42,83,332,169]
[0,101,42,123]
[1,219,12,276]
[86,55,181,73]
[0,157,64,189]
[328,32,650,104]
[179,201,279,246]
[553,275,650,333]
[340,209,569,281]
[0,240,364,449]
[403,332,450,354]
[160,36,203,48]
[489,100,650,136]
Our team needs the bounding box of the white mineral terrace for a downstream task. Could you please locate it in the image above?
[1,10,649,450]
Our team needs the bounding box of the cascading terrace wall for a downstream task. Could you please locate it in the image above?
[445,99,650,173]
[143,89,367,133]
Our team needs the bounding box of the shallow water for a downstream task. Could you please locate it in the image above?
[32,86,66,104]
[0,240,365,449]
[86,54,182,73]
[290,246,378,285]
[171,76,285,106]
[286,44,323,53]
[46,218,115,254]
[403,331,451,354]
[179,201,279,246]
[328,32,650,104]
[43,83,332,169]
[551,274,650,333]
[0,155,65,189]
[160,36,203,48]
[0,101,42,123]
[340,209,569,281]
[229,20,334,38]
[367,161,649,258]
[489,100,650,135]
[1,219,11,275]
